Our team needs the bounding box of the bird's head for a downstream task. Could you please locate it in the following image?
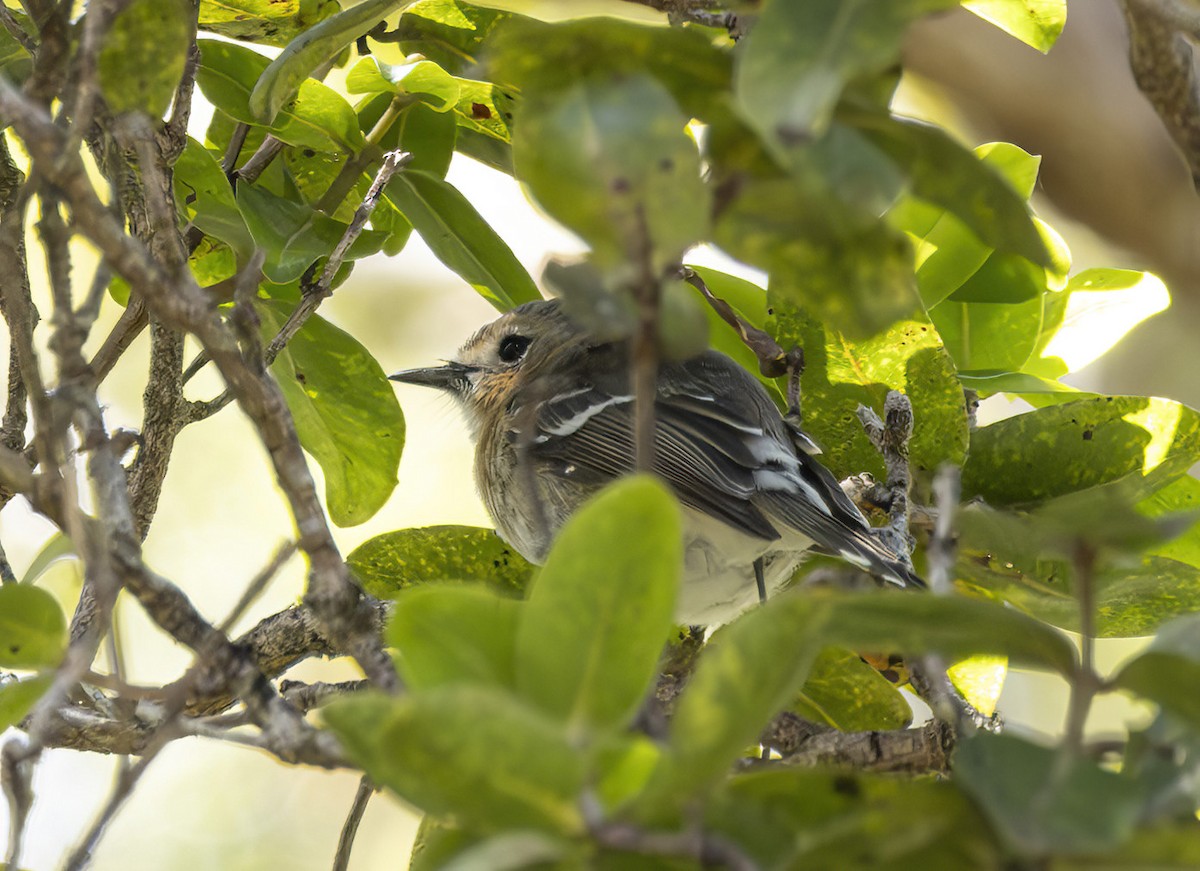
[389,299,589,435]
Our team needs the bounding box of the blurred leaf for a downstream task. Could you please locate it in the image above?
[237,183,386,282]
[323,686,585,833]
[814,590,1077,675]
[511,73,707,271]
[1111,612,1200,731]
[963,0,1067,53]
[19,533,76,585]
[792,647,913,731]
[258,301,403,526]
[98,0,191,116]
[347,526,533,599]
[0,584,66,669]
[947,248,1048,303]
[707,769,999,870]
[947,655,1008,718]
[718,142,920,338]
[0,674,52,731]
[388,586,521,690]
[452,80,513,143]
[248,0,409,123]
[594,735,661,813]
[962,396,1200,506]
[1052,822,1200,869]
[174,137,255,255]
[395,0,521,74]
[852,113,1048,266]
[771,304,968,479]
[734,0,958,148]
[516,477,682,735]
[638,593,829,818]
[956,486,1200,637]
[438,832,572,871]
[1141,475,1200,566]
[0,9,32,69]
[386,169,540,311]
[187,237,239,287]
[955,731,1148,855]
[198,0,341,48]
[197,39,364,153]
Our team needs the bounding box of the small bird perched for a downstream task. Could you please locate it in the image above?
[391,299,921,625]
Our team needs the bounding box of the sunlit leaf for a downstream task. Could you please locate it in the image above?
[347,526,533,599]
[248,0,409,123]
[962,0,1067,53]
[198,0,341,48]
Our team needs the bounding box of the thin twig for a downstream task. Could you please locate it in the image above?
[926,465,960,595]
[332,777,376,871]
[264,150,410,366]
[232,135,286,185]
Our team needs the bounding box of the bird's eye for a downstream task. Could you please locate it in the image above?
[498,334,531,364]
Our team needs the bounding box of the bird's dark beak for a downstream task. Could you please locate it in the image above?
[388,361,475,393]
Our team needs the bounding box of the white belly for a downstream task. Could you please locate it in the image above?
[675,508,809,626]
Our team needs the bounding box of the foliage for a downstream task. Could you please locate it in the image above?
[3,0,1200,868]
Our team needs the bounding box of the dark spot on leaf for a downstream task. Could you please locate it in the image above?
[296,371,307,384]
[611,177,631,194]
[881,669,900,683]
[303,149,315,158]
[9,644,19,654]
[1082,429,1093,441]
[493,559,500,567]
[659,157,674,172]
[767,307,774,315]
[832,775,860,797]
[471,102,491,120]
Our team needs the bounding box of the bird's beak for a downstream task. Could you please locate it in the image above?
[388,361,475,393]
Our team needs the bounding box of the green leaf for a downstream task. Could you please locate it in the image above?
[734,0,958,148]
[248,0,409,124]
[955,731,1148,855]
[198,0,341,48]
[1111,612,1200,732]
[962,0,1067,53]
[0,9,32,70]
[346,57,462,112]
[0,674,53,731]
[853,113,1049,266]
[347,525,533,599]
[962,396,1200,506]
[770,304,969,479]
[323,686,586,833]
[948,654,1008,718]
[174,137,255,256]
[792,647,913,731]
[815,591,1078,675]
[98,0,192,116]
[955,488,1200,637]
[236,183,386,282]
[386,169,540,311]
[957,370,1084,399]
[257,301,404,527]
[0,584,66,669]
[516,477,682,735]
[197,39,364,153]
[388,586,521,690]
[932,294,1043,372]
[706,769,998,870]
[452,80,514,144]
[511,74,708,271]
[395,0,521,74]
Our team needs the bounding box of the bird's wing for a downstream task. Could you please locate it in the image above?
[520,351,922,588]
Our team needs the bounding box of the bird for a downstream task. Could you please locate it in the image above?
[390,299,921,626]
